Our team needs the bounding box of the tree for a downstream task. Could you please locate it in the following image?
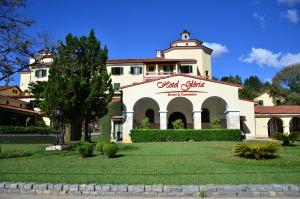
[0,0,34,83]
[238,86,256,100]
[269,63,300,105]
[220,75,242,84]
[140,117,150,129]
[243,75,264,93]
[172,119,185,129]
[32,30,113,141]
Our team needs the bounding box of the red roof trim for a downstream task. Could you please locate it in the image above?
[255,106,300,114]
[106,58,197,64]
[0,104,40,115]
[120,74,243,89]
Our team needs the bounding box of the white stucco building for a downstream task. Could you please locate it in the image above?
[19,30,300,143]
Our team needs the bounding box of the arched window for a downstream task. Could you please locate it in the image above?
[145,109,155,123]
[290,117,300,132]
[268,117,283,137]
[201,108,210,123]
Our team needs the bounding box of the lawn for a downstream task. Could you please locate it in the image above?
[0,141,300,184]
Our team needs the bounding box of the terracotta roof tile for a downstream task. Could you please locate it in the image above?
[255,106,300,114]
[107,58,197,64]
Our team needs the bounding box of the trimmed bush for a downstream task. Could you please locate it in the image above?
[95,141,110,154]
[233,141,281,160]
[0,125,57,135]
[271,132,300,146]
[130,129,241,142]
[172,119,184,129]
[102,142,118,158]
[77,142,93,158]
[0,151,32,159]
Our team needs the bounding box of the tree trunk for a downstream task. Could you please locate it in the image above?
[84,118,91,142]
[70,119,82,141]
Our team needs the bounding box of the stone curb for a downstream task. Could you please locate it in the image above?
[0,182,299,197]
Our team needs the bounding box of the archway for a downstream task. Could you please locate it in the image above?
[133,97,160,129]
[268,117,283,137]
[168,112,187,129]
[201,96,227,128]
[167,97,193,129]
[290,117,300,132]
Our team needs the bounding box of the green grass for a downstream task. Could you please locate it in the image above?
[0,141,300,184]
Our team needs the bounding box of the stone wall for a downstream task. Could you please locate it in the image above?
[0,182,299,197]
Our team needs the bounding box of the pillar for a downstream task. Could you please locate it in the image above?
[159,110,168,129]
[225,109,240,129]
[193,110,202,129]
[155,63,159,75]
[122,111,133,143]
[175,63,178,74]
[282,117,291,134]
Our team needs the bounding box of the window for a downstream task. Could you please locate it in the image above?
[113,83,120,90]
[12,89,18,94]
[149,66,155,72]
[111,67,123,75]
[35,69,47,78]
[130,66,142,75]
[163,66,173,74]
[6,101,9,105]
[180,65,193,73]
[145,109,155,123]
[258,100,264,105]
[20,104,23,108]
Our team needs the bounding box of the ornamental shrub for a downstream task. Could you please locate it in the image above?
[95,141,110,154]
[0,125,57,135]
[172,119,185,129]
[233,141,280,160]
[77,142,93,158]
[140,117,150,129]
[211,117,222,129]
[130,129,241,142]
[102,142,118,158]
[271,132,300,146]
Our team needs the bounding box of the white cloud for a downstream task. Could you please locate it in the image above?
[278,0,300,5]
[203,42,229,58]
[239,47,300,68]
[281,9,299,23]
[253,12,266,27]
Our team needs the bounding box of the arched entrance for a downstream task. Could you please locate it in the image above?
[268,117,283,137]
[290,117,300,132]
[168,112,187,129]
[133,97,160,128]
[167,97,193,129]
[201,96,227,128]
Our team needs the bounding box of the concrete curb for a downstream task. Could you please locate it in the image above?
[0,182,299,197]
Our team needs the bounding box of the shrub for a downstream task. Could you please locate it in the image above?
[271,132,300,146]
[233,141,281,160]
[77,142,93,158]
[211,117,222,129]
[95,141,110,154]
[0,151,32,159]
[172,119,184,129]
[130,129,241,142]
[0,125,57,135]
[102,142,118,158]
[140,117,151,129]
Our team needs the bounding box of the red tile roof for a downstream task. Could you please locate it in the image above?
[255,106,300,114]
[0,104,40,115]
[107,58,197,64]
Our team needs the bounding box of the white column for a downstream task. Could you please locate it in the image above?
[155,64,159,75]
[282,118,291,134]
[159,110,168,129]
[122,111,133,143]
[193,110,202,129]
[110,120,114,141]
[225,109,240,129]
[175,63,178,74]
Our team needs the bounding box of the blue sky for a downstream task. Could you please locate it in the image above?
[5,0,300,86]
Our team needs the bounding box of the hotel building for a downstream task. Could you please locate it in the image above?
[19,31,300,143]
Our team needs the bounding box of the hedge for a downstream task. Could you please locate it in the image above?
[0,126,57,135]
[130,129,241,142]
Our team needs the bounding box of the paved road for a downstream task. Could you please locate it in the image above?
[0,193,299,199]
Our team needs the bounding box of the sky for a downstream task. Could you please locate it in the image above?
[4,0,300,86]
